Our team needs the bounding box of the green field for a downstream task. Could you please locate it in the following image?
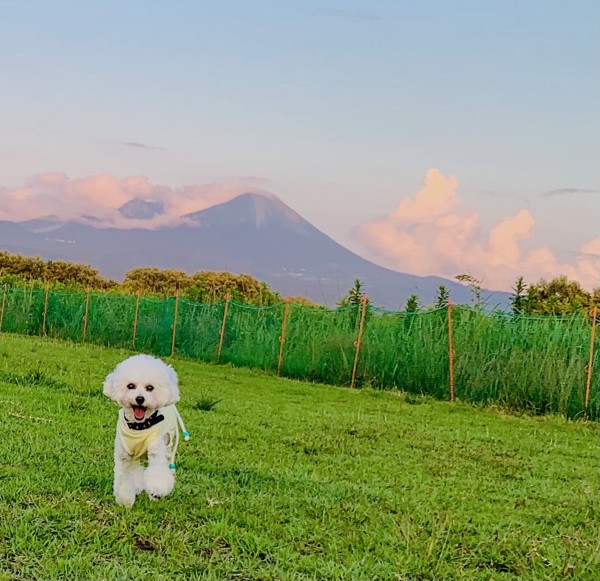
[0,334,598,580]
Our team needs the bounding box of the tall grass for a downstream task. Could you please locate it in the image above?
[0,285,597,419]
[452,310,594,418]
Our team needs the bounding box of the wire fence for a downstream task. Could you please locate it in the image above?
[0,284,597,420]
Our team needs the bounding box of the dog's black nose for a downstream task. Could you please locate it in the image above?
[135,395,145,405]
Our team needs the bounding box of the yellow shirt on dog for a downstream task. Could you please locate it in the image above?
[117,405,180,462]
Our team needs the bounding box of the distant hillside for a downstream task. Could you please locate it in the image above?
[0,193,509,309]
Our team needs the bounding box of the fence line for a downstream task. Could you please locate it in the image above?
[277,298,291,377]
[132,291,141,347]
[217,293,230,364]
[585,306,598,414]
[170,289,180,357]
[82,287,91,342]
[0,284,597,420]
[0,284,6,332]
[447,300,455,403]
[42,284,49,336]
[351,296,368,389]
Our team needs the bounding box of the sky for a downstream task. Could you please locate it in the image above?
[0,0,598,291]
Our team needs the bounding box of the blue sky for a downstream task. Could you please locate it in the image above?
[1,0,598,289]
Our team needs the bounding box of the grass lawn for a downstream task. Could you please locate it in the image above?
[0,333,598,580]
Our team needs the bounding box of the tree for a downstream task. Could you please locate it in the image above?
[455,273,483,308]
[524,276,595,316]
[510,276,528,314]
[593,287,600,309]
[405,294,420,313]
[0,251,114,289]
[44,260,111,289]
[0,252,46,280]
[284,295,323,308]
[122,268,193,296]
[337,279,367,308]
[435,284,450,308]
[186,271,280,306]
[337,279,371,330]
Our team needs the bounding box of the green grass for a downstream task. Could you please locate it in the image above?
[0,333,598,580]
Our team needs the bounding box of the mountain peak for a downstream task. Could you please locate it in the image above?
[183,192,306,231]
[119,198,164,220]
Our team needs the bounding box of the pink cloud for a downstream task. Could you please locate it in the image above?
[392,168,460,223]
[488,209,535,267]
[359,169,599,291]
[0,173,274,229]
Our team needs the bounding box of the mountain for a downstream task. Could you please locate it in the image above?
[119,199,165,220]
[0,193,509,309]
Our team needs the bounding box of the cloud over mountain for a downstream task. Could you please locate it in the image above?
[0,173,273,228]
[359,169,599,291]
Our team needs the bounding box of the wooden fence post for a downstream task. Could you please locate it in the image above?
[277,298,291,376]
[447,300,455,403]
[585,306,598,414]
[351,296,368,388]
[132,290,141,348]
[217,293,230,363]
[170,288,180,357]
[82,287,91,342]
[0,284,7,332]
[42,283,50,336]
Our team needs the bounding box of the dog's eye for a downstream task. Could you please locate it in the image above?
[127,383,136,390]
[145,385,154,392]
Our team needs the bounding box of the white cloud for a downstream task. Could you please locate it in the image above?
[359,169,599,291]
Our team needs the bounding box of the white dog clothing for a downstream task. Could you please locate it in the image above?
[117,405,188,468]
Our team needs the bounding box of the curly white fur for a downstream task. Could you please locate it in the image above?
[103,354,182,507]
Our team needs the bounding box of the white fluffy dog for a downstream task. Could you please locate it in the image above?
[103,354,189,507]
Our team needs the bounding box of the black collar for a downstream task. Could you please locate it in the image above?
[125,410,164,431]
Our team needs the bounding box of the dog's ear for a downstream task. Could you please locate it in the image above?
[103,370,116,399]
[153,363,180,408]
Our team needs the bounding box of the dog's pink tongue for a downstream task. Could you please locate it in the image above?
[133,406,145,420]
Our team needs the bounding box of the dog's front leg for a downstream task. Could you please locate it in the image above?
[144,436,175,500]
[113,436,141,508]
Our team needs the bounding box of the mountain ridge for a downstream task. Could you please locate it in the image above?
[0,192,509,309]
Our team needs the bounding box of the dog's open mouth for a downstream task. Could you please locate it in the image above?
[132,405,146,421]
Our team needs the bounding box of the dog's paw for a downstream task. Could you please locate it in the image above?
[146,484,173,500]
[114,479,138,508]
[144,468,175,500]
[115,492,136,508]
